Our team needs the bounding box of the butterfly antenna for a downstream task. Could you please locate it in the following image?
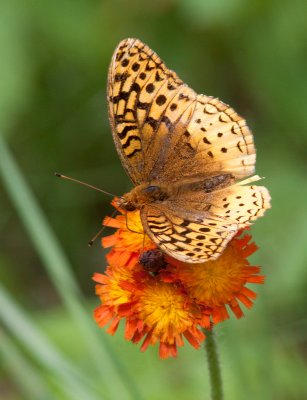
[88,226,106,247]
[54,172,118,198]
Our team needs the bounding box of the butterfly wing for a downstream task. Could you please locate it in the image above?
[154,94,255,183]
[108,38,255,185]
[141,204,238,263]
[141,177,271,263]
[201,179,271,226]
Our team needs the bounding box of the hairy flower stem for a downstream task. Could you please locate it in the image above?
[204,329,223,400]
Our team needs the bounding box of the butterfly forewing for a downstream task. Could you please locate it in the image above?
[108,38,188,184]
[108,38,271,263]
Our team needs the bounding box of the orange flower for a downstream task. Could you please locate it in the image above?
[102,199,155,268]
[164,231,264,323]
[93,262,211,359]
[93,201,265,359]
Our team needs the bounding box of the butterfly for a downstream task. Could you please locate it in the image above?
[107,38,271,263]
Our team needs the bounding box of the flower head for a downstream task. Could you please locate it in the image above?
[93,201,265,359]
[93,260,210,359]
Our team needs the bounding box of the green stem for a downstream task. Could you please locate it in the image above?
[204,329,223,400]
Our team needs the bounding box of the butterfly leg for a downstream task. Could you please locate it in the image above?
[125,211,143,234]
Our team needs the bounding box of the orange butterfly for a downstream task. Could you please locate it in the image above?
[108,39,271,263]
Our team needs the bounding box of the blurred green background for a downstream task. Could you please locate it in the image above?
[1,0,307,399]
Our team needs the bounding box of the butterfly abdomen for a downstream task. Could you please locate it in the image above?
[167,174,235,195]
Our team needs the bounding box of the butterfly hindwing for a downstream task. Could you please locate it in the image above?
[140,176,270,263]
[207,181,271,226]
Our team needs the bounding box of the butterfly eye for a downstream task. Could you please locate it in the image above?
[142,185,160,194]
[142,186,168,202]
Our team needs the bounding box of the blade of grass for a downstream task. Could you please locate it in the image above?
[0,284,104,400]
[0,328,54,400]
[0,136,143,400]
